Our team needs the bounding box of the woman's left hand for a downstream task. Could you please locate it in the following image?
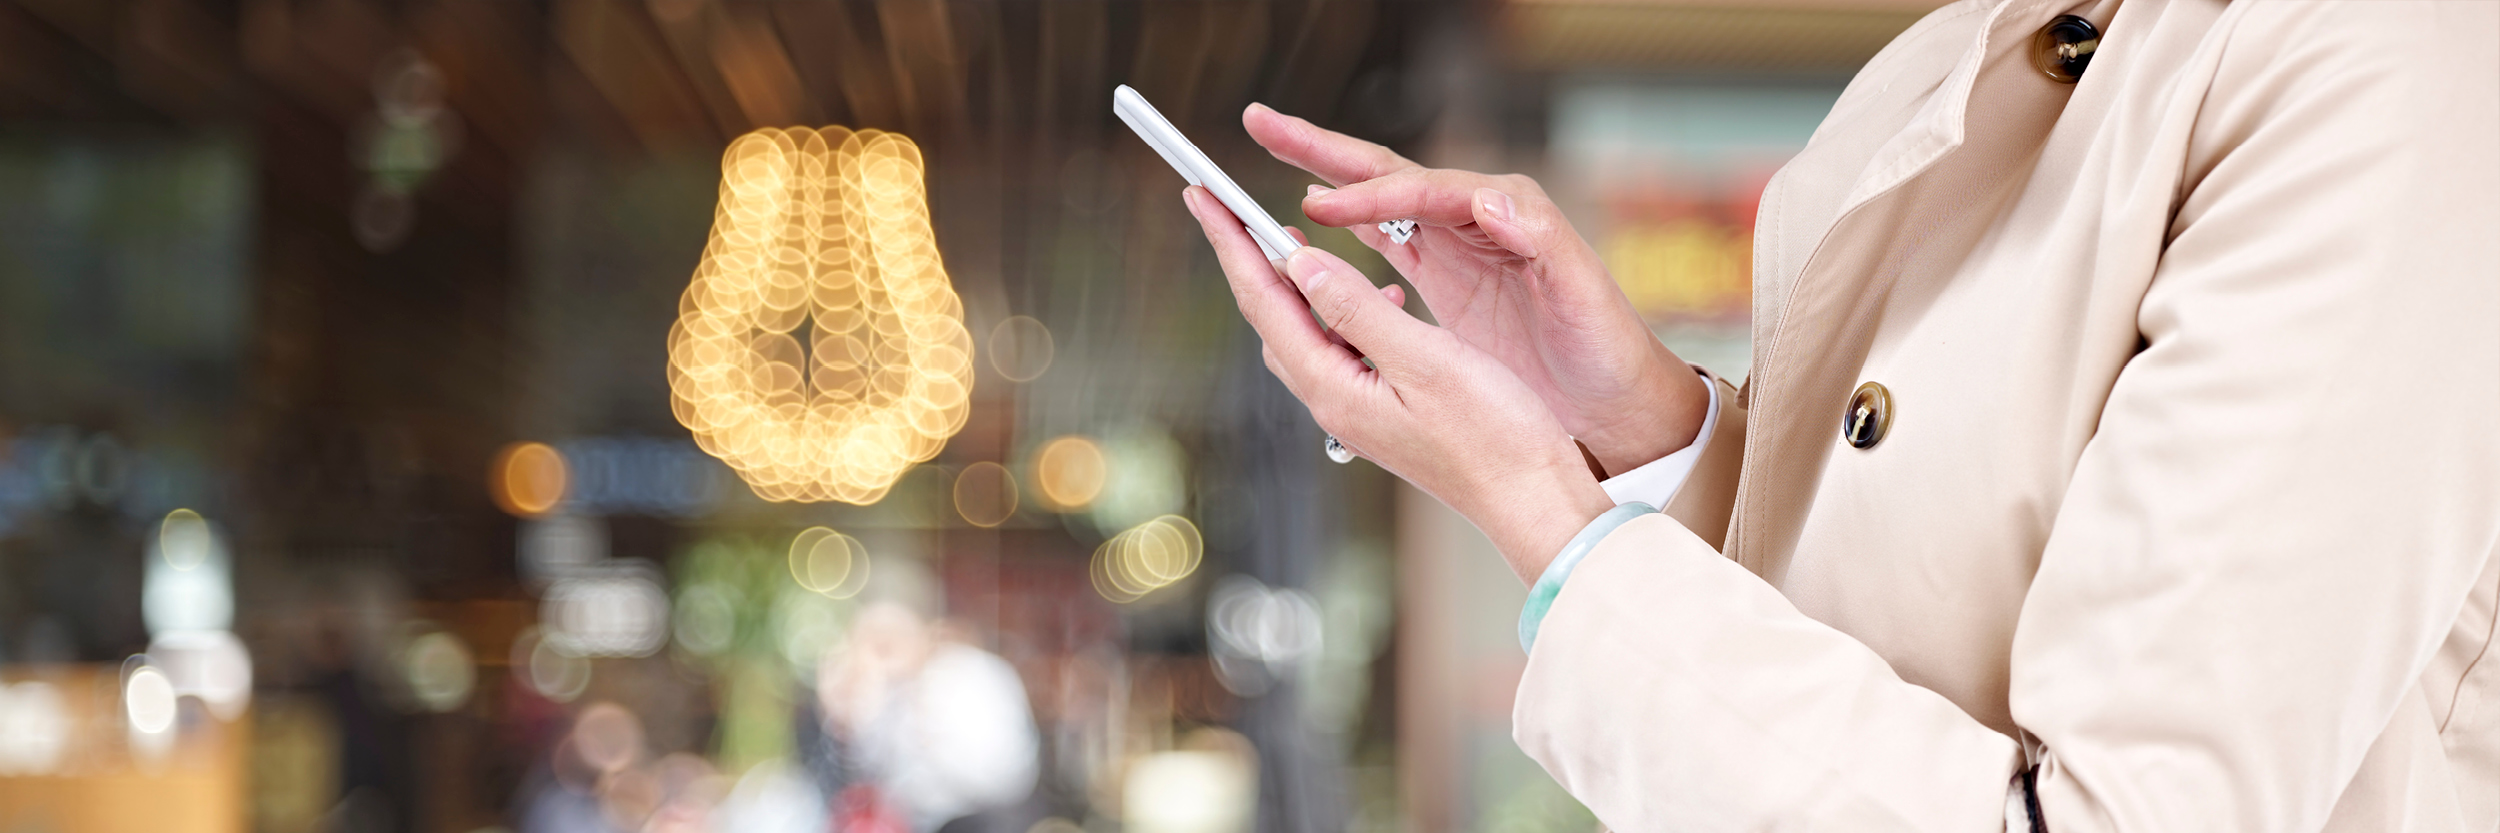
[1184,185,1613,580]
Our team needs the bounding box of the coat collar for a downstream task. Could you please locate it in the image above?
[1842,0,2054,212]
[1729,0,2114,573]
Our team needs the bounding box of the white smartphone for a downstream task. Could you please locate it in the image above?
[1114,85,1364,464]
[1112,85,1302,260]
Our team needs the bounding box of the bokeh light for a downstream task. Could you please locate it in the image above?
[573,701,645,775]
[402,630,477,713]
[159,508,212,570]
[1206,576,1324,696]
[124,664,177,736]
[952,461,1019,527]
[785,526,869,599]
[515,626,592,703]
[987,315,1054,382]
[149,628,253,721]
[668,127,975,505]
[1033,435,1107,510]
[1089,515,1203,604]
[143,508,233,637]
[491,441,570,517]
[1121,729,1257,833]
[542,568,672,657]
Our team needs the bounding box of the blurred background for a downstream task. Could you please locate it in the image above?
[0,1,1942,831]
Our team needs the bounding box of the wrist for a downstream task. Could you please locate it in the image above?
[1487,453,1616,584]
[1576,352,1711,478]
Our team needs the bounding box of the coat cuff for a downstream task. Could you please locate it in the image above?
[1519,502,1660,652]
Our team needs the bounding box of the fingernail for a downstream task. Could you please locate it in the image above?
[1307,184,1334,198]
[1481,189,1517,224]
[1248,102,1275,116]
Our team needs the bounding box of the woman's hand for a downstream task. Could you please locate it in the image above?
[1243,104,1710,477]
[1185,186,1613,580]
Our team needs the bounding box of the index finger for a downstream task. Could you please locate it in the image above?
[1301,168,1513,229]
[1181,187,1369,385]
[1244,103,1417,187]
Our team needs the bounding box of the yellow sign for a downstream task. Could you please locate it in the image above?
[669,128,974,504]
[1603,219,1751,323]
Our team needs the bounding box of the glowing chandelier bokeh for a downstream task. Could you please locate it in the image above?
[669,127,974,504]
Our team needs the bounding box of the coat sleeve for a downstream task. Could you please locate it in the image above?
[1512,3,2500,831]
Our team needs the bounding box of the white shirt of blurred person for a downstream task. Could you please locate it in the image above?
[818,601,1039,832]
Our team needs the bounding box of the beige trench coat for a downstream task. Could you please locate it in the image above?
[1511,0,2500,830]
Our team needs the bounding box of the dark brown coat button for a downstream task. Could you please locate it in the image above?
[2034,15,2100,83]
[1843,382,1892,450]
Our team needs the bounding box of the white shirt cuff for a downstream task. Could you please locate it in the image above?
[1596,374,1722,509]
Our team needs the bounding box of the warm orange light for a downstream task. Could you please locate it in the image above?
[669,127,974,504]
[1090,515,1203,604]
[952,461,1019,527]
[1033,436,1107,510]
[491,442,569,517]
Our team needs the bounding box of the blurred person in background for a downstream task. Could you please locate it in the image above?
[1190,1,2499,831]
[804,600,1040,833]
[517,702,648,833]
[515,701,724,833]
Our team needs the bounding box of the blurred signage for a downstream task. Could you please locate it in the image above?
[1551,79,1845,378]
[1599,189,1758,325]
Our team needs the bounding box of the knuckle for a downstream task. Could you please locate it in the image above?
[1322,287,1367,333]
[1370,147,1416,178]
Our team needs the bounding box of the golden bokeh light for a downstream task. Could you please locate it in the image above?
[491,442,569,517]
[669,127,974,504]
[1033,435,1107,510]
[786,526,870,599]
[1090,515,1203,604]
[952,461,1019,527]
[987,315,1055,382]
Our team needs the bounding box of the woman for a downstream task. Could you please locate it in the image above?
[1186,0,2498,830]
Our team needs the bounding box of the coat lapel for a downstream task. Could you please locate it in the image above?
[1730,0,2100,577]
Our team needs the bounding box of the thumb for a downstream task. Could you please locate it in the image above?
[1470,188,1563,260]
[1282,246,1441,379]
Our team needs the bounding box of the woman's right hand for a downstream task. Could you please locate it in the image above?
[1242,104,1712,476]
